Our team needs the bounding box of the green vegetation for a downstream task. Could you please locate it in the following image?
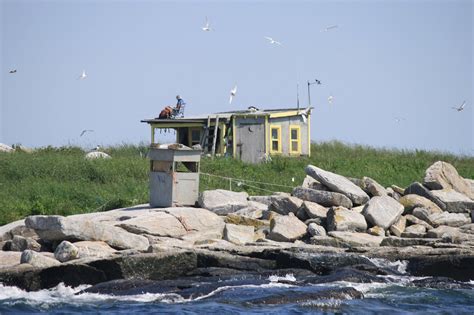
[1,141,473,225]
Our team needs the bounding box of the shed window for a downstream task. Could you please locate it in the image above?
[270,125,282,153]
[289,125,301,154]
[189,128,201,146]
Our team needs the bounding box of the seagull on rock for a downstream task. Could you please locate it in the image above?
[229,85,237,105]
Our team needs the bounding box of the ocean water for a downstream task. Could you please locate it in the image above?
[1,259,474,314]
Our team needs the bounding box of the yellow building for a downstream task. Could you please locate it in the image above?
[141,107,312,164]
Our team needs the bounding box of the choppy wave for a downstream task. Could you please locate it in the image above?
[364,256,408,274]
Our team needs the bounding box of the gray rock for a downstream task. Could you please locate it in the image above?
[0,220,26,241]
[198,189,249,215]
[74,241,116,258]
[424,161,474,199]
[292,187,353,208]
[248,195,274,206]
[381,237,438,247]
[404,182,447,210]
[390,216,406,237]
[401,224,426,238]
[302,175,329,191]
[296,207,310,221]
[305,165,370,205]
[54,241,79,262]
[25,215,149,251]
[429,189,474,213]
[405,214,434,230]
[20,250,60,268]
[386,188,401,201]
[223,224,255,245]
[307,223,326,236]
[327,231,383,247]
[10,235,41,252]
[302,201,328,220]
[304,218,323,225]
[267,213,307,242]
[412,207,434,225]
[362,196,404,230]
[391,185,406,196]
[426,226,461,239]
[269,195,303,215]
[428,212,470,227]
[310,236,347,247]
[360,177,387,197]
[367,226,385,236]
[327,207,367,232]
[399,194,443,215]
[0,251,22,269]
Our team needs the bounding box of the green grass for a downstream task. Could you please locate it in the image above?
[1,141,473,225]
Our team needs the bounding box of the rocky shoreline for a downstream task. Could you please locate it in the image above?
[1,161,473,292]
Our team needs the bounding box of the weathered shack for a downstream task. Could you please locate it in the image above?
[141,107,312,163]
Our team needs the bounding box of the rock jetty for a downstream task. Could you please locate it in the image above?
[1,161,474,291]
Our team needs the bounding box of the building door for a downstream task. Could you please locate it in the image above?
[236,123,265,163]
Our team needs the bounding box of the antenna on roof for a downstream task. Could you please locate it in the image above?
[296,82,300,110]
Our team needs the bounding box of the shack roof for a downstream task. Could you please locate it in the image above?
[141,107,312,125]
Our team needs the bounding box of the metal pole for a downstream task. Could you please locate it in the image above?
[307,81,311,107]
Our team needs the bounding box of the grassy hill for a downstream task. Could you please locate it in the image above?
[0,141,473,225]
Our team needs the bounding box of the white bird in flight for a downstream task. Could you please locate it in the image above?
[452,100,466,112]
[9,69,17,74]
[78,70,87,80]
[321,25,339,32]
[202,17,212,31]
[298,107,311,124]
[264,36,282,46]
[80,129,94,137]
[229,85,237,105]
[328,95,334,104]
[394,117,405,123]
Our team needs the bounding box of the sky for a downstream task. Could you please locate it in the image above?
[1,0,473,155]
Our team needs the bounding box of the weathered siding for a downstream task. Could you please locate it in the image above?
[268,115,309,156]
[235,116,266,163]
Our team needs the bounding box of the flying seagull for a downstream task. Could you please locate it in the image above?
[394,117,405,123]
[264,36,282,46]
[202,17,212,31]
[452,100,466,112]
[229,85,237,105]
[328,95,334,104]
[78,70,87,80]
[321,25,339,32]
[80,129,94,137]
[298,107,311,124]
[9,69,17,74]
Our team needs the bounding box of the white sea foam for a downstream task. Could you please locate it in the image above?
[364,256,409,274]
[268,273,296,283]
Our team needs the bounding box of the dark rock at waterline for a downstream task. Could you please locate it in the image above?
[246,287,363,305]
[196,249,277,271]
[407,255,474,281]
[303,267,386,284]
[411,277,474,290]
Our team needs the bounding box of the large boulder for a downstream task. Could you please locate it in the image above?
[404,182,447,210]
[426,226,461,239]
[292,187,353,208]
[399,194,443,214]
[326,207,367,232]
[427,212,471,227]
[20,250,60,268]
[302,201,328,220]
[9,235,41,252]
[0,143,14,153]
[423,161,474,199]
[269,195,303,215]
[429,189,474,213]
[223,224,255,245]
[118,212,185,237]
[362,196,404,230]
[85,151,111,160]
[302,176,329,191]
[390,216,407,237]
[305,165,370,205]
[54,241,79,262]
[225,213,267,228]
[0,252,22,269]
[25,215,149,251]
[198,190,249,215]
[405,214,433,230]
[327,231,383,247]
[267,213,307,242]
[401,224,426,238]
[307,223,326,236]
[74,241,116,258]
[359,177,387,197]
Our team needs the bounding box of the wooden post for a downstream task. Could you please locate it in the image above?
[211,115,219,157]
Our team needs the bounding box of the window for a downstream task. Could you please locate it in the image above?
[270,125,282,153]
[189,128,201,146]
[289,125,301,154]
